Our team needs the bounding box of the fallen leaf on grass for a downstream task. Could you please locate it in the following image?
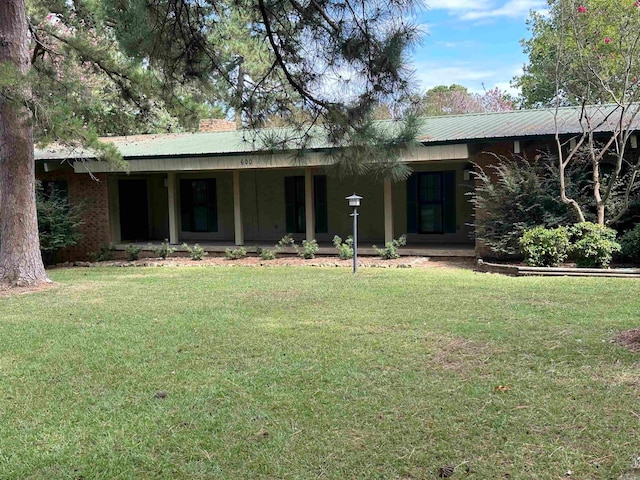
[494,385,511,392]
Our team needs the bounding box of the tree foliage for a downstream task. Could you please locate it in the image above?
[516,0,640,226]
[421,84,514,116]
[517,0,640,107]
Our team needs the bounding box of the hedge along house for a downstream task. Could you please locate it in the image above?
[34,105,638,261]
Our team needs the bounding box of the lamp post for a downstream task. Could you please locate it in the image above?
[346,193,362,274]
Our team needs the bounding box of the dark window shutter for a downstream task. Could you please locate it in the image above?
[285,177,296,233]
[406,173,418,233]
[442,171,457,233]
[314,175,328,233]
[180,180,192,231]
[207,179,218,232]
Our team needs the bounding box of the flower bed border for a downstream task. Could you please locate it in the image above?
[477,259,640,278]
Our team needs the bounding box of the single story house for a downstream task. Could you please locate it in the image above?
[34,105,636,261]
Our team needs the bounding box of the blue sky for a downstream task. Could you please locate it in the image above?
[410,0,549,95]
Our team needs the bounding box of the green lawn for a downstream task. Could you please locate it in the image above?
[0,265,638,479]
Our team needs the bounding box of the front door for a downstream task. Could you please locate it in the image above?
[119,179,149,241]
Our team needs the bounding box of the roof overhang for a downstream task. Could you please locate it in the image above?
[72,144,469,174]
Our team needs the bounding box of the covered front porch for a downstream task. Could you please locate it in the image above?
[71,142,477,255]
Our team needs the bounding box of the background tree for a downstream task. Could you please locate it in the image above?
[421,84,514,116]
[0,0,421,287]
[516,0,640,226]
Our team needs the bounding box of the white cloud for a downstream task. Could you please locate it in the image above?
[460,0,547,20]
[413,61,523,94]
[425,0,492,10]
[414,63,495,90]
[426,0,547,21]
[435,40,476,49]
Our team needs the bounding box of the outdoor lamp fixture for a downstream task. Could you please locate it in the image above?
[346,193,363,274]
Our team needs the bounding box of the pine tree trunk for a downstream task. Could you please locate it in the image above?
[0,0,50,287]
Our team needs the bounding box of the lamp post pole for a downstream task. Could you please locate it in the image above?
[346,194,363,274]
[352,206,358,274]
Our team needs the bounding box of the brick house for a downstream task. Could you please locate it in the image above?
[34,106,635,261]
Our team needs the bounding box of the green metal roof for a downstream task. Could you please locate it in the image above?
[35,104,638,161]
[416,104,635,142]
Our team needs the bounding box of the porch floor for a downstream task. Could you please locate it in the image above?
[115,241,476,258]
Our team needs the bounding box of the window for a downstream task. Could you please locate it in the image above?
[285,176,306,233]
[407,171,456,234]
[285,175,328,234]
[180,179,218,232]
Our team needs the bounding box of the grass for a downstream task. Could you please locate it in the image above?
[0,265,639,479]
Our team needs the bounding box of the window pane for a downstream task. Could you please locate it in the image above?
[420,205,442,233]
[419,173,441,202]
[193,180,207,205]
[193,206,208,232]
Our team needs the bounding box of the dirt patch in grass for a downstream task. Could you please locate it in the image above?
[0,281,55,298]
[612,328,640,352]
[431,337,498,374]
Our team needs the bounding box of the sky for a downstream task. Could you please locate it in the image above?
[411,0,549,95]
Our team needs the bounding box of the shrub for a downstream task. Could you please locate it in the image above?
[519,226,570,267]
[299,239,319,259]
[88,243,116,262]
[619,224,640,264]
[152,239,176,259]
[332,235,354,259]
[257,246,277,260]
[182,243,207,261]
[125,244,141,261]
[568,222,621,268]
[276,234,296,250]
[372,234,407,260]
[36,183,82,265]
[469,155,577,256]
[225,247,247,260]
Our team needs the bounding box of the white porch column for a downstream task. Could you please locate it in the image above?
[305,168,315,241]
[384,178,393,244]
[167,172,178,244]
[233,170,244,245]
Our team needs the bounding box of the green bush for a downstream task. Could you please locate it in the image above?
[152,239,176,259]
[277,234,296,250]
[125,244,141,261]
[619,224,640,264]
[372,234,407,260]
[182,243,207,261]
[299,239,319,259]
[332,235,354,259]
[88,243,116,262]
[225,247,247,260]
[519,226,570,267]
[36,183,82,265]
[568,222,621,268]
[259,248,277,260]
[470,156,578,256]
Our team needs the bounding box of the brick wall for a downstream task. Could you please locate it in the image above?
[198,119,236,132]
[38,169,110,261]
